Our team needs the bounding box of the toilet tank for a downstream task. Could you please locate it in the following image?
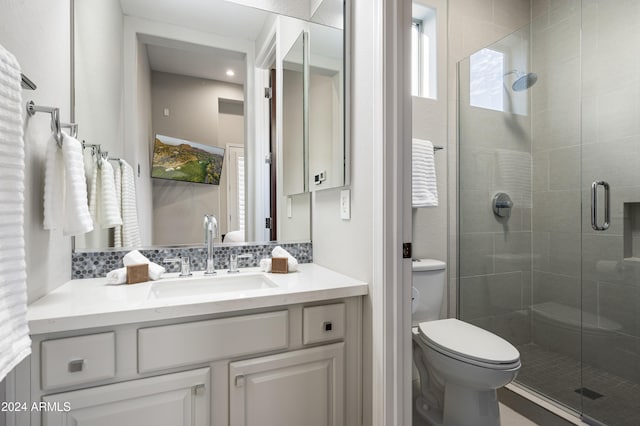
[412,259,446,325]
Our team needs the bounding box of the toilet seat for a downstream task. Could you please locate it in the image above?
[418,319,521,370]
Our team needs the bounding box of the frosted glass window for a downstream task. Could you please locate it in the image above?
[470,48,504,111]
[411,4,437,99]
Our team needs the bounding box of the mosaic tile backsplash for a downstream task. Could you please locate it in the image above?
[72,242,313,279]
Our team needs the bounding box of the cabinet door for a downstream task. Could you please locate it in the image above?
[229,343,344,426]
[42,368,210,426]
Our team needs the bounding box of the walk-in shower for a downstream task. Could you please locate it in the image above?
[458,2,640,425]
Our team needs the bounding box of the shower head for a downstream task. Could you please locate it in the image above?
[504,70,538,91]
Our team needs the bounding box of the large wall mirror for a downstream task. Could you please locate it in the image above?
[73,0,348,251]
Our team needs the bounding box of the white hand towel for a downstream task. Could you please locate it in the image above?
[259,258,272,272]
[98,160,122,228]
[0,43,31,382]
[106,267,127,285]
[88,157,98,222]
[61,133,93,236]
[271,246,298,272]
[43,135,64,230]
[116,160,141,248]
[114,162,122,247]
[412,138,438,207]
[122,250,165,280]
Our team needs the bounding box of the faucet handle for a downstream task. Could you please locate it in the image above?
[163,256,192,277]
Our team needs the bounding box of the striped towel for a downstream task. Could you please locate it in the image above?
[89,157,122,229]
[0,43,31,382]
[114,160,140,248]
[412,138,438,207]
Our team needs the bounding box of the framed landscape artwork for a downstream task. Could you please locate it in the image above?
[151,134,225,185]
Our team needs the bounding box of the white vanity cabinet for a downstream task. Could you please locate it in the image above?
[19,298,362,426]
[229,343,344,426]
[41,368,210,426]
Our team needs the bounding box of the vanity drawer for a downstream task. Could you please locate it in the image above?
[303,303,346,344]
[41,332,116,391]
[138,311,289,373]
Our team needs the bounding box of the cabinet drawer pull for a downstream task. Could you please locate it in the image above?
[323,321,333,332]
[193,383,206,395]
[235,374,245,388]
[68,359,85,373]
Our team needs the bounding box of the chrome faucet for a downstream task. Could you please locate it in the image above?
[203,214,218,275]
[164,256,192,277]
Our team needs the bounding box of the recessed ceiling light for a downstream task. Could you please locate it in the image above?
[226,69,235,77]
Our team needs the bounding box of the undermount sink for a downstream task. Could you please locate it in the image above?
[148,273,279,299]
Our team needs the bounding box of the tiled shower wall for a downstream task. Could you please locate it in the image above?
[459,0,640,402]
[458,26,533,347]
[447,0,532,316]
[531,0,640,386]
[580,0,640,384]
[529,0,582,359]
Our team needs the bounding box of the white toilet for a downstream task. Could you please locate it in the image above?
[412,259,521,426]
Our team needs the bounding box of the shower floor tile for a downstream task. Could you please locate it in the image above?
[517,343,640,426]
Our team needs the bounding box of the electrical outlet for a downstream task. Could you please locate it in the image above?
[340,190,350,220]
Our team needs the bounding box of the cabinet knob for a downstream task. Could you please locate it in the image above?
[235,374,245,388]
[323,321,333,332]
[68,359,85,373]
[193,384,206,395]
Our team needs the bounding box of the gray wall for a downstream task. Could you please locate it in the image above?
[150,71,244,245]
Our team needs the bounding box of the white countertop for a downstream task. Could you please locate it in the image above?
[28,263,368,335]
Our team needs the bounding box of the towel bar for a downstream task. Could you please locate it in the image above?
[26,101,78,146]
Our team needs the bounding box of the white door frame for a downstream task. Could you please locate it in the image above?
[372,0,413,424]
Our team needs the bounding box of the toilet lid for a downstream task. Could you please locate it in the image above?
[419,319,520,365]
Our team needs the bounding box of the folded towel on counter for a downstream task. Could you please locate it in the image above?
[259,258,272,272]
[412,138,438,207]
[122,250,165,280]
[114,160,141,248]
[0,42,31,382]
[106,267,127,285]
[89,157,122,229]
[271,246,298,272]
[43,133,94,235]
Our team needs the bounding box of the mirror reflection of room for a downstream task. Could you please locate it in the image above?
[73,0,347,251]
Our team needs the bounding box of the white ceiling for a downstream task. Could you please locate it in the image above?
[119,0,343,85]
[145,43,246,84]
[120,0,273,85]
[119,0,271,41]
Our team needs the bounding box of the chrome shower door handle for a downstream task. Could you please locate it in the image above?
[591,181,610,231]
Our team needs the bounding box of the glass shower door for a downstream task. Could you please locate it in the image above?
[580,2,640,425]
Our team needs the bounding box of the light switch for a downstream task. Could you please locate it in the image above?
[163,107,170,117]
[340,190,350,220]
